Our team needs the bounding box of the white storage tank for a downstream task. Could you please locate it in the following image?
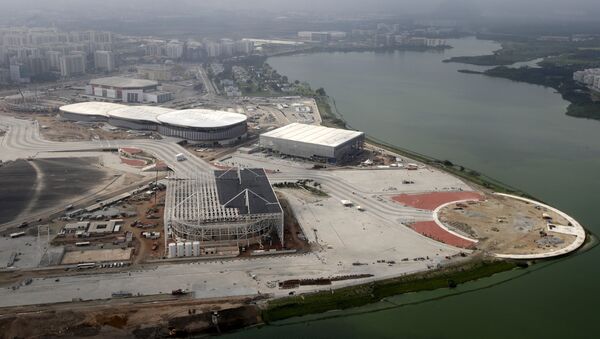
[192,241,201,256]
[176,242,185,257]
[185,241,193,257]
[168,243,177,258]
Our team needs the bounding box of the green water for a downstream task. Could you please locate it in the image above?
[227,37,600,339]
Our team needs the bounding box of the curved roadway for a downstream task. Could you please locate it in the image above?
[0,115,433,224]
[0,114,457,253]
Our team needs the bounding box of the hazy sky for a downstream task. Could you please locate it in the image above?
[0,0,599,20]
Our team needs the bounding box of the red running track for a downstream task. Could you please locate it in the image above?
[391,191,484,211]
[410,221,476,249]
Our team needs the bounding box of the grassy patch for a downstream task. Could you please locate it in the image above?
[262,260,518,322]
[316,96,346,129]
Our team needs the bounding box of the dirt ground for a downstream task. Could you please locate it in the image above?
[124,190,167,262]
[61,248,133,265]
[35,115,155,142]
[239,193,311,256]
[48,188,165,264]
[185,134,259,163]
[0,294,262,338]
[439,194,576,255]
[188,145,236,163]
[277,194,311,252]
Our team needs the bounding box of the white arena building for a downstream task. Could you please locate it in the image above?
[156,109,247,145]
[260,123,365,163]
[107,105,174,130]
[59,102,248,144]
[85,77,172,104]
[59,102,124,122]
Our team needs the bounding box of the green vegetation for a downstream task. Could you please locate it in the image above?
[483,65,600,120]
[542,48,600,68]
[315,94,346,129]
[262,260,518,322]
[273,179,328,197]
[447,36,600,121]
[444,40,587,66]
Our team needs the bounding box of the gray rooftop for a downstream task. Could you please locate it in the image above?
[214,168,282,215]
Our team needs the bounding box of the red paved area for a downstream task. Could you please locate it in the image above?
[120,157,146,167]
[391,191,484,210]
[212,163,232,169]
[119,147,143,155]
[410,221,476,249]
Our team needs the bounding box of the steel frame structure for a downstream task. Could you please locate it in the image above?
[164,170,284,247]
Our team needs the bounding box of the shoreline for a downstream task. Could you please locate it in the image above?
[257,229,597,329]
[267,44,451,58]
[242,74,595,326]
[1,43,594,335]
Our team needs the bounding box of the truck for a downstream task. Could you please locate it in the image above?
[172,289,189,295]
[175,153,187,162]
[142,231,161,240]
[10,232,25,238]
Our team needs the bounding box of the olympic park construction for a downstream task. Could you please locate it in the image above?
[59,102,248,145]
[164,168,284,252]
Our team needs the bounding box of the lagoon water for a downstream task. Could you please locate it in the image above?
[227,37,600,338]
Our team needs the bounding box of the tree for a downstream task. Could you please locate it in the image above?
[316,87,327,96]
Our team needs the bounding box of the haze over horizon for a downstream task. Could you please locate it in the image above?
[0,0,598,22]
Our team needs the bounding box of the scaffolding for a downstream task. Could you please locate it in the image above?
[164,169,284,247]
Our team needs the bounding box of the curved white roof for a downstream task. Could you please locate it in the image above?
[89,77,158,89]
[156,109,247,128]
[60,102,125,117]
[108,106,175,123]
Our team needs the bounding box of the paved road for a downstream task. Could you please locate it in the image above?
[197,65,218,96]
[0,116,212,175]
[0,113,463,308]
[0,115,432,224]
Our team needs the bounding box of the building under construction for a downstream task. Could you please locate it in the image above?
[164,168,283,248]
[2,91,63,112]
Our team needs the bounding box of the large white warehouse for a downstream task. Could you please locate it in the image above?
[59,102,248,144]
[260,123,364,163]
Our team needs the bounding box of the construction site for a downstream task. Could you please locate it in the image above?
[437,193,585,257]
[164,168,284,258]
[0,86,588,337]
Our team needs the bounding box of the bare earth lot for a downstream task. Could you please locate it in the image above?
[439,194,577,255]
[61,248,133,265]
